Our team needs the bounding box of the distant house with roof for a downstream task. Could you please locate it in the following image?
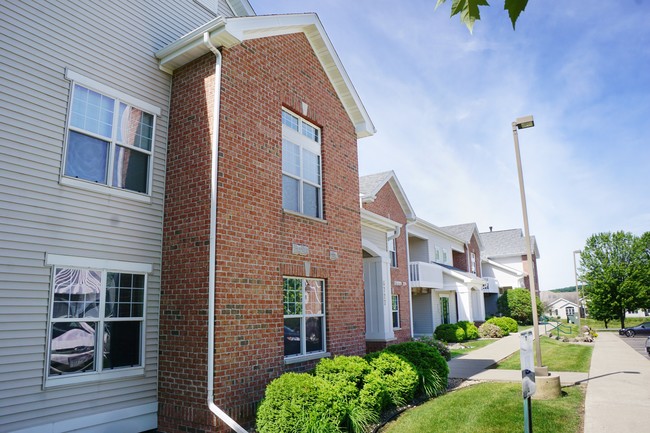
[480,228,541,296]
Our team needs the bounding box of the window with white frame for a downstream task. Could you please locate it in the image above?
[435,246,441,262]
[566,306,575,316]
[392,294,400,328]
[283,277,325,358]
[470,252,477,274]
[282,110,322,218]
[388,237,398,268]
[442,248,448,264]
[63,70,159,196]
[45,255,150,384]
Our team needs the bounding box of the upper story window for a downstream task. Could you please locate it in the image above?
[282,110,322,219]
[470,252,477,274]
[388,237,398,268]
[45,254,151,387]
[63,70,160,198]
[442,248,448,264]
[435,246,441,262]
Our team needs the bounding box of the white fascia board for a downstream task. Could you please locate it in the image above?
[485,258,525,277]
[412,218,465,251]
[361,209,401,232]
[156,13,375,138]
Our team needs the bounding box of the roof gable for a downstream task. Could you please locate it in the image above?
[359,171,416,221]
[480,228,540,259]
[155,13,375,138]
[441,223,483,249]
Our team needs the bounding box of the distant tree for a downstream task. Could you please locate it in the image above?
[435,0,530,33]
[497,287,543,325]
[581,231,650,329]
[551,286,577,293]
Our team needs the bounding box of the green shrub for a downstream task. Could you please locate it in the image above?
[256,373,345,433]
[314,355,371,389]
[457,321,479,340]
[434,323,466,342]
[415,335,451,360]
[497,288,543,325]
[478,322,504,338]
[384,341,449,397]
[487,317,519,335]
[365,352,418,407]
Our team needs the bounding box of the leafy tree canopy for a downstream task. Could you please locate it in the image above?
[580,231,650,329]
[435,0,530,33]
[496,287,543,325]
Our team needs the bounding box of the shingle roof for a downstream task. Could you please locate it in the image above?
[440,223,478,244]
[479,229,540,259]
[359,171,393,198]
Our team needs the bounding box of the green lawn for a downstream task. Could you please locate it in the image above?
[582,317,647,330]
[496,336,593,372]
[381,382,584,433]
[449,339,497,358]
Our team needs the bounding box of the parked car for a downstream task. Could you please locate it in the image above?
[645,337,650,355]
[618,322,650,337]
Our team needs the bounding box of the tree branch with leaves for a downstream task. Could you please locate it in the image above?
[435,0,530,33]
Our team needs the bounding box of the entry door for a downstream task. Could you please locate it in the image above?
[440,296,450,324]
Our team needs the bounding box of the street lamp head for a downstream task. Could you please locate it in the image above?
[515,115,535,129]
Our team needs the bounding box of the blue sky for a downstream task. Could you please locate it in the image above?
[253,1,650,290]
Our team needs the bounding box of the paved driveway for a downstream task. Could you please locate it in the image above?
[617,333,650,358]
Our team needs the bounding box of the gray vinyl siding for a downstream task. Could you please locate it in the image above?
[0,0,240,431]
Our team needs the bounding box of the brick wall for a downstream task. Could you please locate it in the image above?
[363,182,411,346]
[159,33,365,432]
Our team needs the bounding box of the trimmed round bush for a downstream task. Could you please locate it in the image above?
[384,341,449,397]
[314,355,371,389]
[457,321,479,340]
[486,317,519,335]
[256,372,346,433]
[434,323,466,342]
[365,352,419,407]
[415,335,451,360]
[478,322,504,338]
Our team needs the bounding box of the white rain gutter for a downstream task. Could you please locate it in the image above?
[203,32,248,433]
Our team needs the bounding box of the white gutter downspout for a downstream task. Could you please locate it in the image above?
[404,223,414,338]
[203,32,248,433]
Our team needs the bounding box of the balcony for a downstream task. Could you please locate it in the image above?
[482,277,500,293]
[409,261,443,290]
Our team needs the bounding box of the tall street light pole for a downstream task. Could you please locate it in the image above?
[512,115,543,369]
[573,250,582,329]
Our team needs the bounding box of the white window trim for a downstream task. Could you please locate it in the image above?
[44,254,152,388]
[61,69,160,202]
[283,277,327,362]
[392,294,400,329]
[282,109,323,219]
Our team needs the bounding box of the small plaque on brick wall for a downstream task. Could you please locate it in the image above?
[329,250,338,260]
[292,243,309,256]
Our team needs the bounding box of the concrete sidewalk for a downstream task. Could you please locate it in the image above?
[447,329,589,385]
[583,331,650,433]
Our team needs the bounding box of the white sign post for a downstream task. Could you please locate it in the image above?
[520,330,536,433]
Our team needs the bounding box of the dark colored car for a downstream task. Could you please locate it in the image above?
[619,322,650,337]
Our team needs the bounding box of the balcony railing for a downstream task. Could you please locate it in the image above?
[409,261,443,289]
[482,277,500,293]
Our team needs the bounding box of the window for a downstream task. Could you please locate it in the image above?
[283,277,325,358]
[63,70,159,196]
[282,110,322,218]
[392,294,400,328]
[470,252,477,274]
[435,246,441,262]
[388,237,398,268]
[442,249,448,264]
[45,255,150,385]
[566,307,575,316]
